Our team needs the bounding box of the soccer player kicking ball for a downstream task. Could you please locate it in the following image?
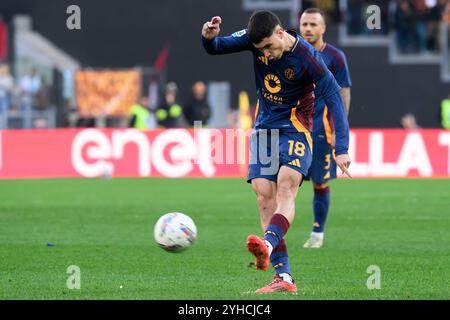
[299,8,352,249]
[201,11,351,293]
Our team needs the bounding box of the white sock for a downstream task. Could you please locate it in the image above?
[311,232,324,240]
[264,240,273,256]
[279,273,293,284]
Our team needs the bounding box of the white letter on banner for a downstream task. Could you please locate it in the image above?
[348,131,369,177]
[397,132,432,177]
[152,130,194,177]
[112,130,151,176]
[369,132,397,176]
[193,129,216,177]
[72,129,113,177]
[438,132,450,175]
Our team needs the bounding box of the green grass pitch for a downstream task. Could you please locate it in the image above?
[0,178,449,299]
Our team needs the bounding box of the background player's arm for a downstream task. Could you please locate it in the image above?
[340,87,351,115]
[201,16,252,55]
[319,75,351,176]
[334,50,352,116]
[330,87,350,148]
[331,50,352,147]
[304,56,349,155]
[320,78,349,156]
[302,50,351,174]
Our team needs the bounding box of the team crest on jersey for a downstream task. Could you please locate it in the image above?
[232,29,246,37]
[284,68,295,80]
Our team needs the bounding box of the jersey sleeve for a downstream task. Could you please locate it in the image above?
[323,91,349,155]
[333,50,352,88]
[302,47,349,155]
[202,29,253,55]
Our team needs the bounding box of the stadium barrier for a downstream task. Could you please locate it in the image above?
[0,128,449,179]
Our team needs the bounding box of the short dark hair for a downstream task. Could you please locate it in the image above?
[302,8,326,24]
[247,10,282,44]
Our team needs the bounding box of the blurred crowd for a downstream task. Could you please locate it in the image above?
[0,13,56,129]
[394,0,450,54]
[305,0,450,54]
[400,93,450,129]
[128,80,212,129]
[0,64,53,125]
[1,2,450,130]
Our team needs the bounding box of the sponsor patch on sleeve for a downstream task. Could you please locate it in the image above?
[232,29,247,37]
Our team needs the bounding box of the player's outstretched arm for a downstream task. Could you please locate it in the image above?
[201,16,252,55]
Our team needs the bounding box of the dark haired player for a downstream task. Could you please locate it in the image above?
[201,11,351,293]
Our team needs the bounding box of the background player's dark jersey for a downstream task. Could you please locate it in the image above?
[202,29,349,155]
[314,43,352,144]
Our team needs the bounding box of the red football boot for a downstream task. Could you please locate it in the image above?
[255,275,298,293]
[246,235,269,271]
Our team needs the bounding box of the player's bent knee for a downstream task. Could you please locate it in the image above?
[255,189,275,208]
[252,179,276,205]
[252,179,274,195]
[256,193,273,205]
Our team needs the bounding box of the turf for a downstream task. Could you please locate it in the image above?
[0,178,449,299]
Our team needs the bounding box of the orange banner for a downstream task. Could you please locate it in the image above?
[75,70,141,116]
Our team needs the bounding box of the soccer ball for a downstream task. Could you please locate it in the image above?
[154,212,197,252]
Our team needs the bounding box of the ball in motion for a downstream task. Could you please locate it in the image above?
[154,212,197,252]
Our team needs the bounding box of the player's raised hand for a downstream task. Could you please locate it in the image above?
[335,154,352,178]
[202,16,222,40]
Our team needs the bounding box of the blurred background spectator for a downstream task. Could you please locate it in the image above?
[129,96,153,130]
[0,63,13,113]
[441,94,450,129]
[400,113,421,129]
[393,0,448,54]
[35,76,51,111]
[183,81,211,127]
[19,67,41,112]
[395,0,424,53]
[301,0,339,25]
[156,82,184,128]
[426,0,447,53]
[445,0,450,24]
[76,116,96,128]
[347,0,366,35]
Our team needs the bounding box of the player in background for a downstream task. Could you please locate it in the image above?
[300,8,352,249]
[201,11,351,293]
